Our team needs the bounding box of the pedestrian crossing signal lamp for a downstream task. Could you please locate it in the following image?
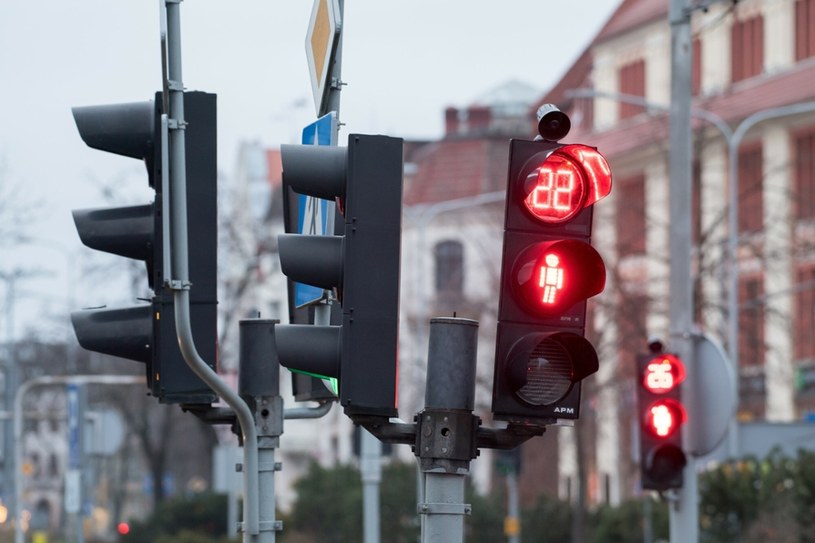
[637,352,688,490]
[492,108,611,423]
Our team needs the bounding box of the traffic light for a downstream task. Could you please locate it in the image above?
[491,136,611,423]
[637,352,688,490]
[275,134,403,418]
[70,91,218,405]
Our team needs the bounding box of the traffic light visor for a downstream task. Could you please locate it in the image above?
[520,144,611,224]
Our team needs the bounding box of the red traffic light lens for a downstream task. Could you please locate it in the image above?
[512,240,606,316]
[520,144,612,224]
[523,153,585,223]
[642,354,686,394]
[644,399,686,438]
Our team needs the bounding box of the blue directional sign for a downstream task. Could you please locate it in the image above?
[294,111,338,307]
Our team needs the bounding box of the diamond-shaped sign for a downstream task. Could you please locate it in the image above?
[305,0,342,116]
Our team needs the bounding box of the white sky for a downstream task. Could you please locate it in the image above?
[0,0,620,339]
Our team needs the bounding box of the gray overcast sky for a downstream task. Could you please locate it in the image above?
[0,1,620,339]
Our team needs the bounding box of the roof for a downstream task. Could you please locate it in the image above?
[533,0,666,110]
[574,61,815,158]
[594,0,667,44]
[403,138,510,206]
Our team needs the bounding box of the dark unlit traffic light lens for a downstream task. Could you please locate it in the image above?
[515,338,573,406]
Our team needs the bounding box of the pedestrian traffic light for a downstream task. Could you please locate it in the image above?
[491,131,611,422]
[637,352,688,490]
[70,91,218,405]
[275,134,403,418]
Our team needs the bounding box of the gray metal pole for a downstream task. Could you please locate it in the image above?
[2,272,18,532]
[725,101,815,455]
[361,430,382,543]
[161,2,260,539]
[239,320,284,543]
[419,317,478,543]
[668,0,698,540]
[506,470,520,543]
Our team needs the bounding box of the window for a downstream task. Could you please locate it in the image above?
[795,266,815,360]
[795,129,815,221]
[692,160,702,244]
[434,240,464,295]
[737,144,763,233]
[618,60,646,120]
[616,175,647,257]
[692,37,702,96]
[796,0,815,61]
[731,14,764,83]
[739,275,765,368]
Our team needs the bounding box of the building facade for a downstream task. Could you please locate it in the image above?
[536,0,815,504]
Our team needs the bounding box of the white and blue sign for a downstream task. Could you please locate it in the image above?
[294,111,338,307]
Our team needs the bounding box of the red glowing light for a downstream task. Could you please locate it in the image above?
[645,399,686,438]
[521,145,612,224]
[117,522,130,536]
[538,253,564,305]
[524,154,584,223]
[642,354,686,394]
[512,240,605,316]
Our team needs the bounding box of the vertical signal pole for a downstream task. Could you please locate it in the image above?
[161,2,260,539]
[418,318,479,543]
[668,0,698,540]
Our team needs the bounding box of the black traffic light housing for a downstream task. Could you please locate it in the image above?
[71,91,218,405]
[276,134,403,418]
[492,137,612,423]
[636,352,688,490]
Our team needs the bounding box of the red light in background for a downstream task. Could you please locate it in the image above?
[117,522,130,536]
[642,354,686,394]
[644,399,686,438]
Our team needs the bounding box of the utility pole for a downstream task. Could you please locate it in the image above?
[667,0,698,540]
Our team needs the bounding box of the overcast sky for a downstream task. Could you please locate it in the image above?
[0,0,620,339]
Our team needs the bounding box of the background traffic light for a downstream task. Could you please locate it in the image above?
[637,352,688,490]
[275,134,403,418]
[71,91,218,405]
[492,138,611,422]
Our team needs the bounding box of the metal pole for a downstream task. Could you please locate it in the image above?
[2,272,18,531]
[506,470,520,543]
[239,320,284,543]
[418,317,478,543]
[161,2,260,539]
[361,430,381,543]
[668,0,698,540]
[725,101,815,453]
